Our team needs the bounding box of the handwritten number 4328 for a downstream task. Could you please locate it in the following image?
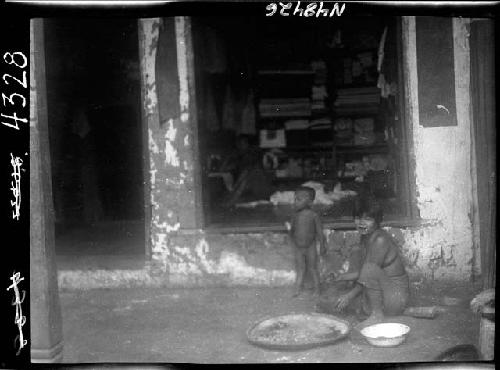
[2,52,28,130]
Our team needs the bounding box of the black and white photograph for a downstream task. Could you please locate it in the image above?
[0,1,496,366]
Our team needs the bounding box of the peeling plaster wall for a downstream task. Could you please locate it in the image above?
[139,17,199,280]
[399,17,475,280]
[57,17,478,290]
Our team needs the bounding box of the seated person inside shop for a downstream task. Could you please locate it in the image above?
[218,134,273,207]
[328,198,410,328]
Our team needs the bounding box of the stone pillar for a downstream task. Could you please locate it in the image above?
[139,17,203,275]
[29,19,64,363]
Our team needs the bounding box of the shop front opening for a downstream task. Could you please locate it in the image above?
[192,16,414,230]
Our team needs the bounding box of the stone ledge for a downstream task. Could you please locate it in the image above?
[57,268,295,290]
[201,217,428,234]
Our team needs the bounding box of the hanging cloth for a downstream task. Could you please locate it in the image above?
[377,26,388,72]
[203,26,227,74]
[240,90,256,135]
[156,18,180,126]
[377,26,390,98]
[221,85,236,131]
[205,80,220,131]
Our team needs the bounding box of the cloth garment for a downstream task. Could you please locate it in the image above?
[377,26,388,72]
[203,26,227,73]
[205,82,220,131]
[240,91,256,135]
[221,84,256,135]
[204,74,228,131]
[285,119,310,130]
[156,18,180,125]
[221,85,237,131]
[357,262,410,316]
[270,181,356,206]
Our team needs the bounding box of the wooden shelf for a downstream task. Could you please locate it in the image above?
[260,113,312,119]
[261,144,389,153]
[257,62,335,186]
[272,176,333,183]
[261,144,388,154]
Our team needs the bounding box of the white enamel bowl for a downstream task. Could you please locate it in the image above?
[360,323,410,347]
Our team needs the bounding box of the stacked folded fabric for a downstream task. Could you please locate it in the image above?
[312,86,328,111]
[334,87,380,114]
[311,60,328,84]
[284,119,310,130]
[334,117,353,145]
[312,86,328,100]
[283,117,332,131]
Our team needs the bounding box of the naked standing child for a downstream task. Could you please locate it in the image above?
[287,187,326,297]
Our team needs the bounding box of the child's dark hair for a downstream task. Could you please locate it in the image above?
[357,197,383,225]
[295,186,316,201]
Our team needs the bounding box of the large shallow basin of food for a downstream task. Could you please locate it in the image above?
[247,313,351,351]
[360,323,410,347]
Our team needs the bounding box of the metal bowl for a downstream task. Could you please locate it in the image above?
[360,323,410,347]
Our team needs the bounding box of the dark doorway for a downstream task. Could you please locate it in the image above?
[44,19,145,269]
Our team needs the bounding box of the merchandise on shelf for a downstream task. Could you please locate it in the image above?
[259,97,312,117]
[259,129,286,148]
[353,117,376,146]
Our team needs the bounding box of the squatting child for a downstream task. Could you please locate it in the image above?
[333,199,409,328]
[287,186,326,297]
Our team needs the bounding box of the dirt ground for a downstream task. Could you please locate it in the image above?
[59,280,485,364]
